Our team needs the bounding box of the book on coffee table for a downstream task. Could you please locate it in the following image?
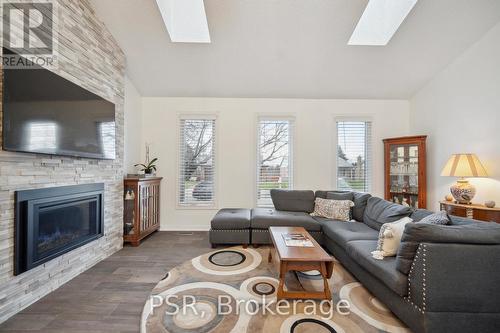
[282,233,314,247]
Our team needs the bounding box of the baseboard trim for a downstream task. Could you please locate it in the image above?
[159,226,210,232]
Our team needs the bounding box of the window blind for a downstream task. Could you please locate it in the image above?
[178,117,216,207]
[257,119,293,207]
[336,121,372,192]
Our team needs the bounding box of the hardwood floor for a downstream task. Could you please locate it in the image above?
[0,232,212,333]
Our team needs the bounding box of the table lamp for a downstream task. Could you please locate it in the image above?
[441,154,488,204]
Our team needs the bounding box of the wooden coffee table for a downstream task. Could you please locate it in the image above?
[268,226,333,300]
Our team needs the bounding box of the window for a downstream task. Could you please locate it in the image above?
[257,118,293,207]
[336,120,372,192]
[178,116,216,207]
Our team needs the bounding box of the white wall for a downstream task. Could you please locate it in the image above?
[124,77,143,173]
[128,22,500,229]
[410,22,500,211]
[141,97,410,230]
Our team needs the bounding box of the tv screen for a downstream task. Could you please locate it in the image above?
[2,48,116,159]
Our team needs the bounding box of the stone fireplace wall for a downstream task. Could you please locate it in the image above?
[0,0,125,322]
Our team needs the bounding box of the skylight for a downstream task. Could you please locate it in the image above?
[348,0,418,46]
[155,0,211,43]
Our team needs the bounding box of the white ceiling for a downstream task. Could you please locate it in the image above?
[90,0,500,99]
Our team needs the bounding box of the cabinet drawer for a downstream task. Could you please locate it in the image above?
[443,205,467,217]
[473,210,500,223]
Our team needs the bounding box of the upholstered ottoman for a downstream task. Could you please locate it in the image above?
[209,208,251,247]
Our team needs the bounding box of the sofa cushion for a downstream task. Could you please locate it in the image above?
[311,216,334,224]
[346,240,408,297]
[251,208,321,231]
[270,189,315,213]
[315,191,371,222]
[396,222,500,274]
[321,221,378,250]
[351,192,372,222]
[449,215,477,226]
[410,209,434,222]
[211,208,251,229]
[363,197,412,231]
[326,191,354,201]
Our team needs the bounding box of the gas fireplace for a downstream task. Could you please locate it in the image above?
[15,184,104,275]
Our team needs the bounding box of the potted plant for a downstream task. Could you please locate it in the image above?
[135,157,158,176]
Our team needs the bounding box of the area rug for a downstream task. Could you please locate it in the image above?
[141,246,410,333]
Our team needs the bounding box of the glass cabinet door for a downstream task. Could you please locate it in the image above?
[123,185,136,235]
[389,144,420,208]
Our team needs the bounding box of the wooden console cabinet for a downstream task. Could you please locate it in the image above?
[440,201,500,223]
[123,177,162,246]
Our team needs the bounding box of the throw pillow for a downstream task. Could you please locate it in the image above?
[417,210,450,225]
[326,192,355,220]
[310,198,354,221]
[371,216,413,260]
[315,190,371,221]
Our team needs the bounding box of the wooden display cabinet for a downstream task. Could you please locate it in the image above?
[123,177,162,246]
[384,136,427,209]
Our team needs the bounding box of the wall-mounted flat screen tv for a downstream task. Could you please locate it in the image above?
[2,48,116,159]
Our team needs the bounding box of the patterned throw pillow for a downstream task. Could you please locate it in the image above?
[326,192,355,220]
[310,198,354,221]
[417,210,450,225]
[371,216,413,260]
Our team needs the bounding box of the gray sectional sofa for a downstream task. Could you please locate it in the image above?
[209,189,500,333]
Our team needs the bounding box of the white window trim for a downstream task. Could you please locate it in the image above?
[333,116,373,193]
[254,114,296,208]
[176,112,219,210]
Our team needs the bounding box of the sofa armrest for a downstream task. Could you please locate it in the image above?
[406,242,500,314]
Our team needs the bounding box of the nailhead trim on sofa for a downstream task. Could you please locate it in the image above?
[422,244,427,312]
[405,244,425,314]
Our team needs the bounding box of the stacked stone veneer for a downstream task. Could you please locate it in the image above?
[0,0,125,322]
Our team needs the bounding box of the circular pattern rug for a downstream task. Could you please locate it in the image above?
[141,246,411,333]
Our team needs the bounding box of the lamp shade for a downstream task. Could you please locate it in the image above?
[441,154,488,177]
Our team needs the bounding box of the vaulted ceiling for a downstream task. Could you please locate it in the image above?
[90,0,500,99]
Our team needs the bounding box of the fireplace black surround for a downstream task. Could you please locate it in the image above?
[15,184,104,275]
